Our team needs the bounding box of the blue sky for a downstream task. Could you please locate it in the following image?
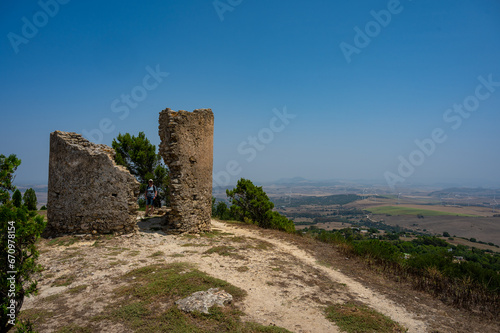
[1,0,499,190]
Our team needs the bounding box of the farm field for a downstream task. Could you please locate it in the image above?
[352,197,496,217]
[443,236,500,253]
[374,215,500,245]
[353,196,500,245]
[367,205,475,217]
[271,189,500,246]
[398,235,500,254]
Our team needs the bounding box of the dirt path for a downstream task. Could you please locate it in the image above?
[207,220,427,333]
[24,218,427,333]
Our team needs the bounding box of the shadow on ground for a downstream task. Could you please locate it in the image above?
[136,216,166,235]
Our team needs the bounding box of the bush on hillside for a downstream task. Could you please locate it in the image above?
[0,155,46,332]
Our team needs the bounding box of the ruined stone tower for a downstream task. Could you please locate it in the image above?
[158,108,214,233]
[47,131,140,235]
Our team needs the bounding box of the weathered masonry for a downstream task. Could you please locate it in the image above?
[47,131,139,235]
[158,108,214,233]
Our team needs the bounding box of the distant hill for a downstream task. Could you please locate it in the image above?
[429,187,500,198]
[274,177,309,184]
[268,177,341,187]
[273,193,360,207]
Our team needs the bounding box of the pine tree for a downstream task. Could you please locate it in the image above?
[112,132,170,207]
[226,178,295,233]
[12,190,22,208]
[0,154,21,204]
[226,178,274,226]
[22,188,37,211]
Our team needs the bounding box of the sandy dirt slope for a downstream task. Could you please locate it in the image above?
[22,217,430,332]
[207,220,427,332]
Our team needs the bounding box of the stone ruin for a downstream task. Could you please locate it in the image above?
[46,108,214,236]
[47,131,139,235]
[159,108,214,234]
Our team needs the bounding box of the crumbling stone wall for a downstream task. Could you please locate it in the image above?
[47,131,139,235]
[158,108,214,233]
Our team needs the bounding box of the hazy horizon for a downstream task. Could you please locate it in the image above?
[2,1,499,191]
[13,175,500,191]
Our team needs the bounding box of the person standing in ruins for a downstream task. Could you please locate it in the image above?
[145,179,157,216]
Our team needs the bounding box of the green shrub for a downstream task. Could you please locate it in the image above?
[354,239,401,264]
[0,155,46,332]
[214,201,232,220]
[267,211,295,233]
[138,198,146,209]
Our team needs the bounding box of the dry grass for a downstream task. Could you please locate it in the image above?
[51,273,77,287]
[325,302,407,333]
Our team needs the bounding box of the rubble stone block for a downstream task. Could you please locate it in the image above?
[47,131,139,235]
[158,108,214,234]
[175,288,233,314]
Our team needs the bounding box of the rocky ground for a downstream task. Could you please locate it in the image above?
[21,217,500,332]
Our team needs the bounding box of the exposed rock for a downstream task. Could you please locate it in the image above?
[175,288,233,314]
[158,108,214,234]
[47,131,140,235]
